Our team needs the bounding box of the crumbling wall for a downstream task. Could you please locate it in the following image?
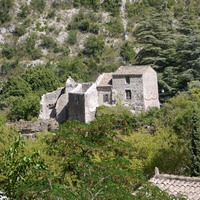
[39,87,64,120]
[39,77,78,123]
[85,83,99,123]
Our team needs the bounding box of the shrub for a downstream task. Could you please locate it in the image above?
[2,44,15,59]
[67,30,77,45]
[102,0,121,16]
[30,48,42,60]
[15,26,26,37]
[25,33,37,53]
[31,0,45,12]
[120,42,136,63]
[47,10,55,19]
[83,36,105,58]
[40,35,57,49]
[106,17,124,37]
[17,5,29,18]
[0,0,13,24]
[0,61,18,75]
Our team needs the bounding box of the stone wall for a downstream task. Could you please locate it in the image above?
[39,77,78,123]
[39,87,64,120]
[143,68,160,110]
[97,86,112,105]
[85,83,99,123]
[68,92,85,122]
[112,74,144,111]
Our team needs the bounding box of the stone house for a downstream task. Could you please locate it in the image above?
[39,65,160,123]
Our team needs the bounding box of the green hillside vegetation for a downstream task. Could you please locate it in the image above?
[0,0,200,199]
[1,0,200,118]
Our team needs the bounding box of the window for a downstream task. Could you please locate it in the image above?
[103,94,109,103]
[125,90,131,100]
[125,76,130,84]
[47,103,55,109]
[75,96,78,105]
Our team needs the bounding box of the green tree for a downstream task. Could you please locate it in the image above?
[83,36,105,58]
[2,76,31,98]
[57,57,89,82]
[120,42,136,64]
[23,65,60,92]
[10,93,40,120]
[191,105,200,176]
[106,17,124,37]
[0,136,51,199]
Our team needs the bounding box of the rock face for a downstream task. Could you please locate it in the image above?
[39,65,160,123]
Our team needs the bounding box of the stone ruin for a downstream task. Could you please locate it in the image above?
[39,65,160,124]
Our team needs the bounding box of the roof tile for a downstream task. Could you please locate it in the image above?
[150,172,200,200]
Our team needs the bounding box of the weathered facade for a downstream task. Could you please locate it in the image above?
[112,65,159,111]
[39,65,160,123]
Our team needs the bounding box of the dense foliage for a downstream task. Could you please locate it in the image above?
[1,85,200,198]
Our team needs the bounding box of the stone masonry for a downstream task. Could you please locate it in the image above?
[39,65,160,123]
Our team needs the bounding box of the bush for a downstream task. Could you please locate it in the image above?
[47,10,55,19]
[106,17,124,37]
[0,0,13,24]
[0,61,18,75]
[120,42,136,63]
[40,35,57,49]
[31,0,45,12]
[102,0,121,16]
[25,33,37,53]
[10,94,40,120]
[73,0,100,11]
[67,30,77,45]
[17,5,29,18]
[2,76,31,98]
[30,48,42,60]
[2,44,15,59]
[15,26,26,37]
[83,36,105,58]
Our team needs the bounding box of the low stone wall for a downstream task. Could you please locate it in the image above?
[8,119,59,139]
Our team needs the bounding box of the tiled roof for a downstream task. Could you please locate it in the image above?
[113,65,151,75]
[150,168,200,200]
[96,73,112,87]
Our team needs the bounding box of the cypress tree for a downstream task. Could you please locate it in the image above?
[191,105,200,176]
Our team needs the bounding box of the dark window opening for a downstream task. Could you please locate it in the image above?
[125,90,131,100]
[47,103,55,109]
[103,94,109,103]
[125,76,130,84]
[75,97,78,105]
